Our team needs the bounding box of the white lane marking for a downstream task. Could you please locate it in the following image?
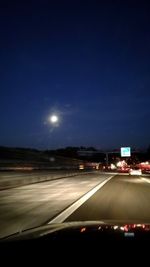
[141,177,150,184]
[48,174,115,224]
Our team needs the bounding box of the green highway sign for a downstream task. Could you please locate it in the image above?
[121,147,131,157]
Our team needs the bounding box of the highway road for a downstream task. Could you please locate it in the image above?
[0,172,112,238]
[1,172,150,239]
[65,174,150,223]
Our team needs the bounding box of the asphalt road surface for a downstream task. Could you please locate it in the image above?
[66,174,150,223]
[0,172,112,238]
[1,172,150,239]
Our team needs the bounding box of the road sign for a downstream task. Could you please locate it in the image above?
[121,147,131,157]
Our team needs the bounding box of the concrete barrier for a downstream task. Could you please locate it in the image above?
[0,170,94,190]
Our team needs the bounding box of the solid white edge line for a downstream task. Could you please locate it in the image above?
[141,177,150,184]
[48,174,115,224]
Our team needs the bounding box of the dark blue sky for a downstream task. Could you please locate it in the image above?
[0,0,150,149]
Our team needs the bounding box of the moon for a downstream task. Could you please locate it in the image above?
[49,115,58,123]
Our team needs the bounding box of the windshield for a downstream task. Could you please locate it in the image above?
[0,0,150,239]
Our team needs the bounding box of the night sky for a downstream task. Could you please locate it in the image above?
[0,1,150,150]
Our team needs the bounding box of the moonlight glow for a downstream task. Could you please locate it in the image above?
[49,115,58,123]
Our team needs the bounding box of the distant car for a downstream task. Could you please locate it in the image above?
[129,168,142,176]
[118,167,130,173]
[79,164,84,170]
